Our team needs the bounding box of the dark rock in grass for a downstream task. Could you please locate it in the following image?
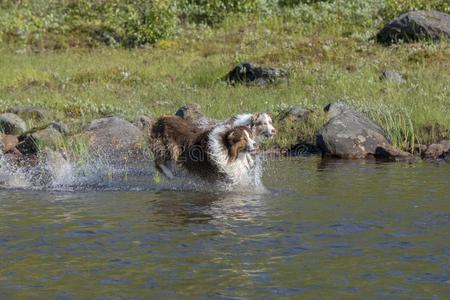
[0,113,27,135]
[316,102,413,160]
[380,70,406,83]
[7,105,50,121]
[422,140,450,161]
[377,11,450,45]
[288,142,321,156]
[17,125,64,155]
[175,103,217,129]
[224,62,287,85]
[278,106,312,122]
[81,116,145,158]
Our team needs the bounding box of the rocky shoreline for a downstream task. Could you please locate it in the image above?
[1,101,449,179]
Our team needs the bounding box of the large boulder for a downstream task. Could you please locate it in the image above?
[223,62,287,85]
[377,11,450,45]
[81,116,145,158]
[0,113,27,135]
[316,103,413,160]
[7,105,50,121]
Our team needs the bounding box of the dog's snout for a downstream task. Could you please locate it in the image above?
[246,140,257,152]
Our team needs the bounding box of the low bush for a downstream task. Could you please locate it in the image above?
[382,0,450,19]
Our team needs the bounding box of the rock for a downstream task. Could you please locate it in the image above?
[380,70,406,83]
[223,62,287,85]
[377,10,450,45]
[0,134,19,153]
[316,102,405,159]
[81,116,145,158]
[17,126,64,155]
[374,144,415,162]
[7,105,50,121]
[175,103,204,121]
[413,144,428,156]
[422,140,450,161]
[175,104,217,129]
[133,115,153,130]
[287,142,321,156]
[0,113,27,135]
[278,106,312,122]
[49,121,69,135]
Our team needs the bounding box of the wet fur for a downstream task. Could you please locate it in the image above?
[150,115,256,182]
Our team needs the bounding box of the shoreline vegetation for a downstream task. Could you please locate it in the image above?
[0,0,449,164]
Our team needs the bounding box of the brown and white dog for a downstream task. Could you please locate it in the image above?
[195,112,276,143]
[150,115,257,183]
[224,112,276,143]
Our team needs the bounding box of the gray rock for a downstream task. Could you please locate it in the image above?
[377,10,450,45]
[133,115,153,130]
[81,116,145,158]
[316,102,412,160]
[278,106,312,122]
[381,70,406,83]
[224,62,287,85]
[7,105,50,121]
[422,140,450,161]
[0,113,27,135]
[175,104,217,129]
[49,121,69,135]
[17,126,64,154]
[374,144,415,162]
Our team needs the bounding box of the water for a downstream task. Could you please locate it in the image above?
[0,157,449,299]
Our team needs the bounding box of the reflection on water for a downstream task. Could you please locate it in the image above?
[0,157,449,299]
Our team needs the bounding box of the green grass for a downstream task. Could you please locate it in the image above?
[0,12,449,152]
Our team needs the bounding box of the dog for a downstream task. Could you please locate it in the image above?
[224,112,276,143]
[150,115,257,183]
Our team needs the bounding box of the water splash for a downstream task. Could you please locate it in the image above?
[0,150,266,192]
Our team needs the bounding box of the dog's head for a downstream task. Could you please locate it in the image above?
[251,112,276,140]
[226,126,257,161]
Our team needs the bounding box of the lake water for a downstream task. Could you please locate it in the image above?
[0,157,449,299]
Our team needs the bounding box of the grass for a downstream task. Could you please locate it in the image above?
[0,11,449,153]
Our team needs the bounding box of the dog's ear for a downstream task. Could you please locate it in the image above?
[228,142,244,162]
[251,112,261,127]
[228,143,238,162]
[227,131,235,141]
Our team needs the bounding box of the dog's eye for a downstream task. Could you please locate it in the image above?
[255,122,262,126]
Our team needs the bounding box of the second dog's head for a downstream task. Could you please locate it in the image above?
[225,126,257,161]
[251,113,276,141]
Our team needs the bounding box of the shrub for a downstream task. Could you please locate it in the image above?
[0,0,177,48]
[382,0,450,19]
[176,0,260,25]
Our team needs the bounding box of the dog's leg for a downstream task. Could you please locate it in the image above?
[245,154,255,169]
[158,163,174,179]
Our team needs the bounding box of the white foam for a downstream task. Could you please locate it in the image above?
[0,149,266,192]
